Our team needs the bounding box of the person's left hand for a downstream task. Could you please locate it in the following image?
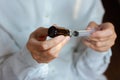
[83,22,117,52]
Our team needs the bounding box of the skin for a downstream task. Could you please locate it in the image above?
[27,22,117,63]
[27,27,70,63]
[83,22,117,52]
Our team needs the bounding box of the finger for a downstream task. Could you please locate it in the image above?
[83,39,94,48]
[38,35,69,50]
[89,23,116,41]
[83,39,110,52]
[91,40,111,48]
[88,34,114,42]
[84,38,110,48]
[30,35,67,51]
[91,22,114,38]
[86,21,98,30]
[89,31,116,42]
[92,46,110,52]
[34,36,70,62]
[45,36,70,57]
[30,50,40,61]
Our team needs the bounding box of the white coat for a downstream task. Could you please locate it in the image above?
[0,0,111,80]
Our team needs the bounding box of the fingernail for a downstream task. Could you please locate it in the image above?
[58,35,65,38]
[65,36,70,41]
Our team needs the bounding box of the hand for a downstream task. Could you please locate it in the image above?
[83,22,117,52]
[27,27,70,63]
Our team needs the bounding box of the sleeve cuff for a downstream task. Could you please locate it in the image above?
[86,48,112,61]
[19,46,48,67]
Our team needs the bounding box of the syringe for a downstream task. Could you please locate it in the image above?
[48,26,95,38]
[72,29,95,37]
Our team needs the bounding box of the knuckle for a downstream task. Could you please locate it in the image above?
[98,38,103,41]
[40,42,48,50]
[32,55,39,61]
[109,30,113,35]
[95,42,101,47]
[47,50,53,55]
[37,60,42,63]
[114,33,117,39]
[111,41,115,47]
[49,53,57,58]
[52,54,58,58]
[96,35,102,40]
[28,39,33,45]
[47,50,58,58]
[29,32,34,38]
[107,22,114,27]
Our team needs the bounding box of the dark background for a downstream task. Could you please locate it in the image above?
[102,0,120,80]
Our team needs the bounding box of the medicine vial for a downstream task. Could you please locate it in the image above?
[48,26,70,38]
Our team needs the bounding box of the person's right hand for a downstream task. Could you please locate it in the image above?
[26,27,70,63]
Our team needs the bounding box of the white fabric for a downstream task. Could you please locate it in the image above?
[0,0,111,80]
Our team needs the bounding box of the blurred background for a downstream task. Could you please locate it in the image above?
[102,0,120,80]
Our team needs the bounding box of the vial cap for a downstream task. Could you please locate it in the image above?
[48,26,57,38]
[72,31,79,37]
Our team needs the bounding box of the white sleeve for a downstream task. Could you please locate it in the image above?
[73,1,111,79]
[87,0,105,24]
[75,47,111,80]
[0,27,48,80]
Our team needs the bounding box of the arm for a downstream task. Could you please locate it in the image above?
[75,45,111,80]
[74,22,116,80]
[0,27,48,80]
[0,26,70,80]
[73,0,116,80]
